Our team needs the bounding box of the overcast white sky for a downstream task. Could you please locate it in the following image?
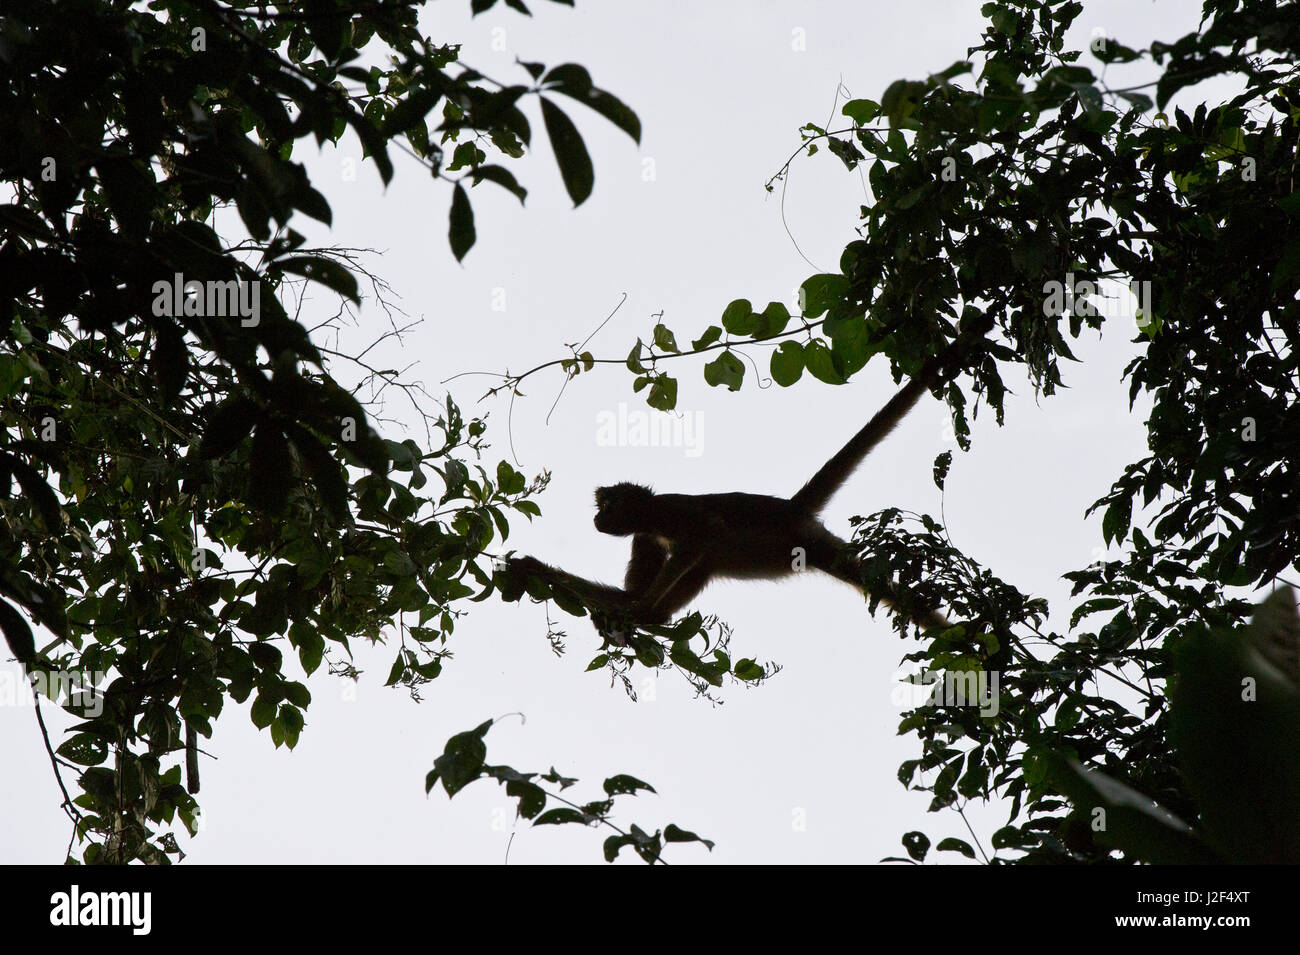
[3,0,1214,864]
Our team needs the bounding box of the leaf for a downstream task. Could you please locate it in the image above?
[703,351,745,391]
[534,807,588,826]
[347,111,394,184]
[0,598,36,665]
[428,720,493,797]
[449,182,476,261]
[5,455,61,531]
[652,323,679,353]
[276,256,360,303]
[1102,497,1131,546]
[933,450,952,489]
[150,319,188,406]
[901,830,930,861]
[626,339,647,373]
[691,326,723,350]
[288,427,350,524]
[56,733,109,767]
[753,301,790,339]
[803,339,845,384]
[540,98,594,206]
[733,658,764,681]
[1169,620,1300,862]
[250,693,276,729]
[290,183,332,226]
[841,98,880,125]
[720,299,756,336]
[799,274,849,318]
[95,156,156,236]
[1272,239,1300,289]
[381,88,444,138]
[664,823,714,850]
[506,780,547,819]
[0,204,54,242]
[646,375,677,411]
[542,63,641,142]
[247,420,294,513]
[936,837,975,858]
[880,79,926,126]
[603,774,656,796]
[770,341,804,387]
[1049,755,1216,864]
[471,164,527,204]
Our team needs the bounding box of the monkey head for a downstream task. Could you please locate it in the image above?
[593,482,654,535]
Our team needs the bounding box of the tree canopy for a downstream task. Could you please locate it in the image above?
[4,0,1300,864]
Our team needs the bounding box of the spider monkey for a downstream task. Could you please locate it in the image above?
[508,315,993,638]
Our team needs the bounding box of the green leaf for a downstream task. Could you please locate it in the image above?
[56,733,109,767]
[652,323,679,353]
[543,63,641,142]
[841,99,880,125]
[626,339,647,373]
[733,658,764,681]
[449,183,476,261]
[936,837,976,858]
[703,351,745,391]
[430,721,492,797]
[720,299,756,336]
[471,164,527,204]
[250,694,276,729]
[5,455,61,532]
[753,301,790,339]
[799,274,848,318]
[381,88,444,138]
[0,598,36,665]
[277,256,360,303]
[1102,497,1131,546]
[647,375,677,411]
[1049,755,1216,864]
[540,98,594,206]
[691,326,723,350]
[289,427,349,523]
[769,341,804,387]
[803,339,845,384]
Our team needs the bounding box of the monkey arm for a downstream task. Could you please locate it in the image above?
[624,535,669,593]
[506,555,635,612]
[508,534,709,639]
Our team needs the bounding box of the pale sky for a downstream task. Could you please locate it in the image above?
[3,0,1212,864]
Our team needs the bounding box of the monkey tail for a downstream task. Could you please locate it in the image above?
[789,372,939,513]
[789,313,995,515]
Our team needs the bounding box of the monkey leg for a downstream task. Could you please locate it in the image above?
[804,533,951,631]
[640,563,711,625]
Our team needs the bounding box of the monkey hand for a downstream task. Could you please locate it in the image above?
[505,555,547,576]
[498,555,548,602]
[590,607,631,646]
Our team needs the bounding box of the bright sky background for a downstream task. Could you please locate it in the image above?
[3,0,1214,864]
